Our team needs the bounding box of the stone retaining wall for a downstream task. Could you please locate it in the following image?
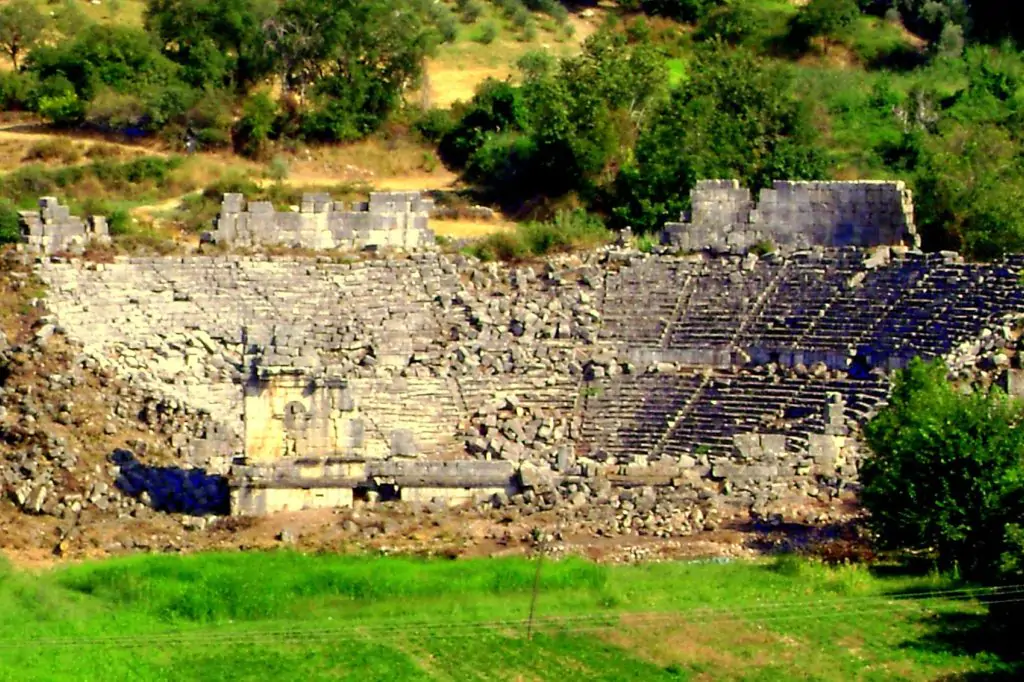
[213,191,434,250]
[662,180,919,253]
[19,197,110,255]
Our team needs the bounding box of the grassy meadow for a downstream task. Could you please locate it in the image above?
[0,551,1019,681]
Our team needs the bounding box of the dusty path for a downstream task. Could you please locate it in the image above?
[0,124,168,157]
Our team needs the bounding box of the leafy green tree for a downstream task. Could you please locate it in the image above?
[0,0,47,70]
[613,43,825,231]
[695,1,759,45]
[861,358,1024,579]
[27,26,182,102]
[144,0,276,90]
[444,29,666,204]
[439,79,527,168]
[267,0,430,141]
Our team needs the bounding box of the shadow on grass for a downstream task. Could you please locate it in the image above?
[904,605,1024,681]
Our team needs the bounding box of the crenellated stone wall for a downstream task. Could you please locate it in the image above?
[662,180,919,253]
[19,197,110,255]
[213,191,435,250]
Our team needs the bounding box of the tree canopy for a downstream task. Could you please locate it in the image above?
[861,358,1024,579]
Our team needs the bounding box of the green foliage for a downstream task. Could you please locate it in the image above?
[233,92,279,159]
[694,1,760,45]
[277,0,430,143]
[613,43,826,232]
[0,71,35,111]
[632,0,722,24]
[788,0,861,50]
[445,29,667,206]
[861,358,1024,580]
[0,201,22,245]
[413,108,456,143]
[0,0,47,70]
[28,25,182,103]
[36,88,86,127]
[476,20,498,44]
[144,0,276,90]
[465,209,611,261]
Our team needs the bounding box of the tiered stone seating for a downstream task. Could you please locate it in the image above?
[738,250,864,348]
[799,254,930,351]
[458,375,580,417]
[579,374,706,462]
[666,257,784,348]
[600,259,693,345]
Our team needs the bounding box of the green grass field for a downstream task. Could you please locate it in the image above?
[0,551,1019,681]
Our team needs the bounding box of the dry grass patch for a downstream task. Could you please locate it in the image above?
[433,218,514,239]
[601,617,791,677]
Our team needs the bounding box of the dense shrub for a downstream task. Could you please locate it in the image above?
[695,1,759,45]
[861,358,1024,579]
[232,92,279,159]
[0,202,21,245]
[788,0,861,49]
[466,209,611,261]
[443,29,666,209]
[632,0,721,23]
[0,71,35,111]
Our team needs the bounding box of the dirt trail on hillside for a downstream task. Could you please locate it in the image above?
[0,125,168,157]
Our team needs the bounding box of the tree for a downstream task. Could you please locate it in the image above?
[861,358,1024,579]
[144,0,276,90]
[788,0,861,50]
[0,0,47,70]
[271,0,431,141]
[612,43,826,231]
[27,26,182,101]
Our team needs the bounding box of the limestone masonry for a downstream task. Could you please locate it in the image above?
[212,191,435,250]
[20,197,110,255]
[38,242,1024,520]
[662,180,918,253]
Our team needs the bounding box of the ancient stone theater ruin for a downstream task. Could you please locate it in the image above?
[31,182,1024,526]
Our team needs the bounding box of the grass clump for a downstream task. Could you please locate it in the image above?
[22,139,82,165]
[466,209,611,261]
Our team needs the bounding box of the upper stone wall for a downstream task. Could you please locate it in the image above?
[662,180,919,253]
[213,191,435,251]
[19,197,110,255]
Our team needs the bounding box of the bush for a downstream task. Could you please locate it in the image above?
[476,21,498,44]
[0,71,35,110]
[861,358,1024,579]
[466,209,611,261]
[233,92,279,159]
[413,108,455,143]
[22,140,81,165]
[36,88,85,127]
[695,1,758,45]
[788,0,861,49]
[0,202,22,245]
[106,208,132,236]
[460,0,484,23]
[85,89,148,131]
[635,0,721,23]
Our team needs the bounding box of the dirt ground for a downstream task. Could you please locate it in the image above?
[0,495,868,571]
